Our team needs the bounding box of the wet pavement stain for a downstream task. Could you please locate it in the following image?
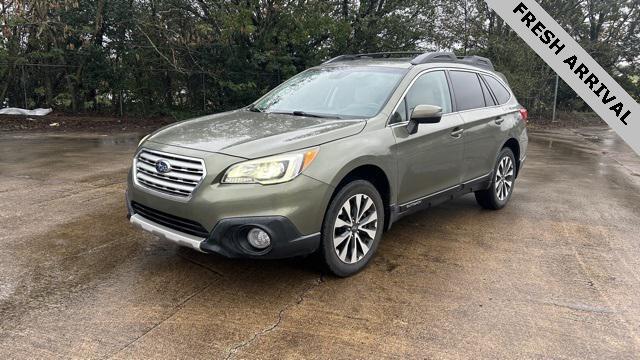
[1,127,640,359]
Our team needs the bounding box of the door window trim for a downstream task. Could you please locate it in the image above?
[387,67,514,127]
[387,68,453,127]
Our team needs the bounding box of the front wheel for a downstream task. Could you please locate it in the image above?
[320,180,384,277]
[475,148,516,210]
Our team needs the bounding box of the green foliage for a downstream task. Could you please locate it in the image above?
[0,0,638,118]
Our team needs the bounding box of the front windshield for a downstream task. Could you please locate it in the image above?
[253,66,407,119]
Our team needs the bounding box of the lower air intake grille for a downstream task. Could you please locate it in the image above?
[131,202,209,238]
[134,149,205,199]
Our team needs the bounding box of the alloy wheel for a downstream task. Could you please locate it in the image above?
[333,194,378,264]
[495,156,514,201]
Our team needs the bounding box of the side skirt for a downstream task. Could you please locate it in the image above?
[387,173,492,229]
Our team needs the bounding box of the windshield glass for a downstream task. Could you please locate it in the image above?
[253,66,407,118]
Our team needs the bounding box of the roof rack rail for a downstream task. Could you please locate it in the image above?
[411,52,495,71]
[323,51,424,64]
[410,52,457,65]
[458,55,494,71]
[323,51,496,71]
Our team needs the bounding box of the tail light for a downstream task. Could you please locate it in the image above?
[519,108,529,123]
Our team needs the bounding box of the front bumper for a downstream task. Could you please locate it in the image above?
[130,213,205,252]
[126,142,331,259]
[129,208,321,259]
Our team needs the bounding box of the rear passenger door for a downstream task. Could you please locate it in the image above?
[449,70,504,182]
[391,70,465,205]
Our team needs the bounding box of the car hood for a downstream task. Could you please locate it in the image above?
[147,110,366,159]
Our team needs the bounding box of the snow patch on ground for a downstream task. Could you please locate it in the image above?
[0,108,53,116]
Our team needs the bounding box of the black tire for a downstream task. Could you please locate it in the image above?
[475,148,516,210]
[320,180,385,277]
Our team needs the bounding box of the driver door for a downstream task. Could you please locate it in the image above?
[391,70,465,205]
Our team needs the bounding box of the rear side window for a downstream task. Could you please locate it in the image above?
[482,75,511,104]
[449,71,485,111]
[479,77,496,106]
[405,71,452,115]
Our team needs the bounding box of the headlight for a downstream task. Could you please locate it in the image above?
[222,148,319,185]
[138,134,150,147]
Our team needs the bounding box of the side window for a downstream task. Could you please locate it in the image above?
[405,71,452,115]
[482,75,511,104]
[479,76,496,106]
[449,71,485,111]
[390,98,407,124]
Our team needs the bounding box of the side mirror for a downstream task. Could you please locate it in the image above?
[407,105,442,135]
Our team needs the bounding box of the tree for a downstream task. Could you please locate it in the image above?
[0,0,637,117]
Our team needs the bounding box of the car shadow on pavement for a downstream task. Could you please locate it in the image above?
[169,193,487,283]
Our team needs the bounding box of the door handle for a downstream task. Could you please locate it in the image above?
[494,118,505,125]
[451,128,464,138]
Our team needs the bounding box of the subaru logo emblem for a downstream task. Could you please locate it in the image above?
[155,160,171,174]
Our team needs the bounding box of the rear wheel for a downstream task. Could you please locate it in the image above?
[320,180,384,277]
[475,148,516,210]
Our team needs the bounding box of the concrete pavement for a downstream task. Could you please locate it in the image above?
[0,127,639,359]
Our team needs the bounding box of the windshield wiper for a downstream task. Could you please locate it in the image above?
[248,106,263,113]
[269,110,341,119]
[293,111,328,118]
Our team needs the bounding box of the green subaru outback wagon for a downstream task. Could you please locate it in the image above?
[127,52,528,277]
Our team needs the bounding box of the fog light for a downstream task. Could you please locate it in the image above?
[247,228,271,249]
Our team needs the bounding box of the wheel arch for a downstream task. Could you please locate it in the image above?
[328,163,394,232]
[501,138,521,177]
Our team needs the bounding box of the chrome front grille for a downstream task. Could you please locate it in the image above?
[134,149,205,199]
